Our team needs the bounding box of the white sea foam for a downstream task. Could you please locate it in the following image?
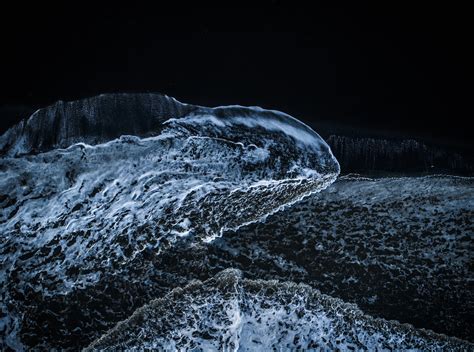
[87,269,472,351]
[0,106,339,349]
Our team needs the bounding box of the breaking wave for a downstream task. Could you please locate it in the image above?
[87,269,471,351]
[0,94,338,349]
[1,94,471,351]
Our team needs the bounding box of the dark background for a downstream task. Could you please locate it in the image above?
[0,1,471,146]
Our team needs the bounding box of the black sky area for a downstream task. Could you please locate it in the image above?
[0,2,471,146]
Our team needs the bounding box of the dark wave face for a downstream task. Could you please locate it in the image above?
[326,135,474,175]
[0,94,194,156]
[0,94,339,350]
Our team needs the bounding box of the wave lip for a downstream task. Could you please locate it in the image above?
[0,94,339,350]
[87,269,472,351]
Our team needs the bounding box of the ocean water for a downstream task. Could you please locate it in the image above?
[0,94,472,350]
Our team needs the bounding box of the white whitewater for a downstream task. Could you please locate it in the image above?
[0,95,339,349]
[87,269,471,351]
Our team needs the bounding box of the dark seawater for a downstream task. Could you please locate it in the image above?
[0,94,472,351]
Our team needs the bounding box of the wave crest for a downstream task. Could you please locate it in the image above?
[0,96,338,349]
[87,269,471,351]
